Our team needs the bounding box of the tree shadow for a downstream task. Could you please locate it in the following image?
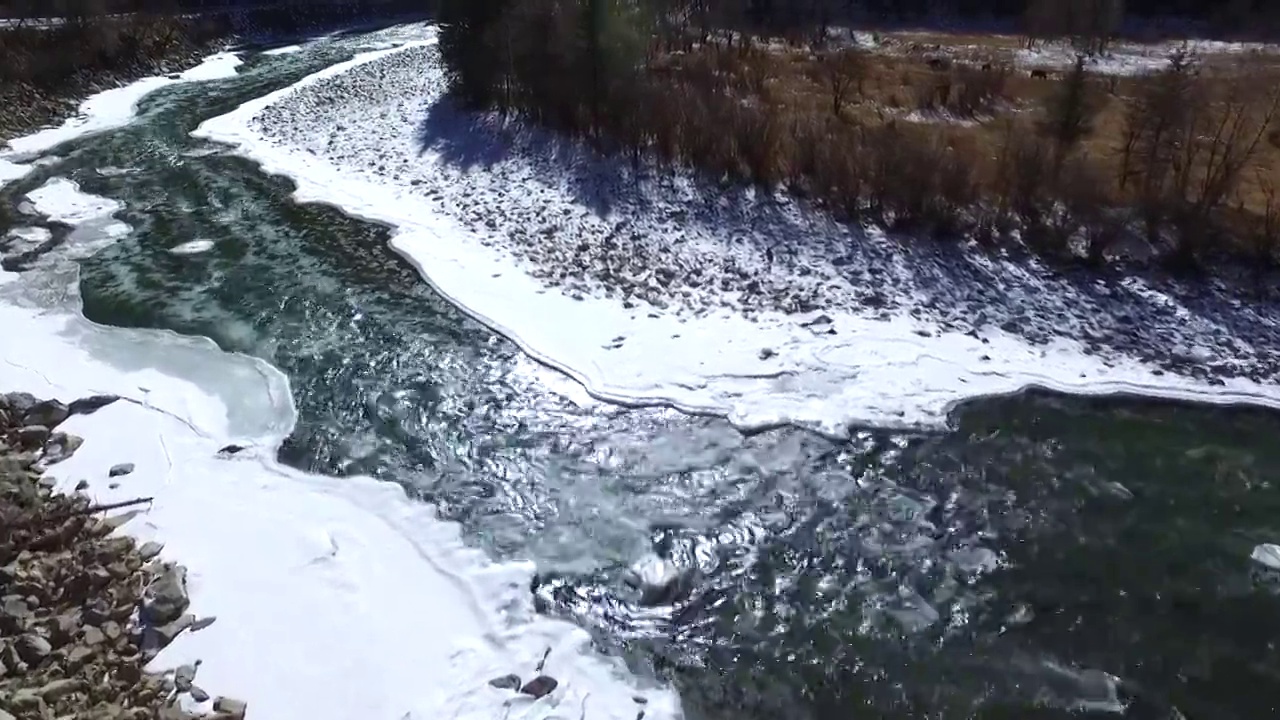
[412,90,846,258]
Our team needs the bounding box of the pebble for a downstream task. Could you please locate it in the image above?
[519,675,559,699]
[190,615,217,632]
[108,463,136,478]
[488,673,522,691]
[213,697,248,717]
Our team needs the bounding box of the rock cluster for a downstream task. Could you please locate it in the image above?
[0,391,247,720]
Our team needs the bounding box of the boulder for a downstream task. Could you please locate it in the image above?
[143,614,195,652]
[16,633,52,664]
[38,678,82,701]
[174,663,197,692]
[3,392,38,416]
[67,395,120,417]
[137,541,164,561]
[519,675,559,699]
[108,463,135,478]
[15,425,49,449]
[142,564,189,625]
[43,433,84,465]
[22,399,69,429]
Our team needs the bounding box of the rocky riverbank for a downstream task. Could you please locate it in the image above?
[0,391,246,720]
[0,19,228,145]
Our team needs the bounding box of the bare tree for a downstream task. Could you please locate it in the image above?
[812,47,866,117]
[1040,53,1102,171]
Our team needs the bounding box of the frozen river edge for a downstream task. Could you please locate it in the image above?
[193,28,1280,437]
[0,37,680,720]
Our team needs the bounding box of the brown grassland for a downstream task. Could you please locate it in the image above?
[637,33,1280,271]
[452,4,1280,281]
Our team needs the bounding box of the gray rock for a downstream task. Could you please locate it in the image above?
[16,424,49,448]
[213,697,248,717]
[3,392,37,415]
[38,678,82,701]
[143,613,195,651]
[67,394,120,416]
[519,675,559,699]
[43,432,83,465]
[81,625,106,646]
[138,541,164,561]
[108,462,135,478]
[488,674,522,691]
[0,454,35,475]
[7,688,43,713]
[66,645,93,666]
[174,663,198,692]
[0,707,15,720]
[22,399,69,429]
[190,685,211,703]
[0,641,26,674]
[142,564,189,625]
[16,633,52,664]
[1,595,32,626]
[191,615,217,632]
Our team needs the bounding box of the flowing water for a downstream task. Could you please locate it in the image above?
[4,34,1280,720]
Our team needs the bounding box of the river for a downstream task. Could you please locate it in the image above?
[3,29,1280,720]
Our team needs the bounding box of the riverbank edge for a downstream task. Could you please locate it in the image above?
[0,24,228,145]
[0,391,246,720]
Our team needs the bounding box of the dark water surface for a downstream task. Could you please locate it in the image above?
[3,34,1280,720]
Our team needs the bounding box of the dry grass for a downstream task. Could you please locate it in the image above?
[638,33,1280,267]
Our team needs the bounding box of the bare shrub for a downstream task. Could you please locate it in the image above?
[1039,54,1104,171]
[950,64,1007,118]
[809,47,867,118]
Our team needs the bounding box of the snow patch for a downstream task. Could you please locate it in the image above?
[262,44,303,56]
[26,178,122,225]
[168,239,216,255]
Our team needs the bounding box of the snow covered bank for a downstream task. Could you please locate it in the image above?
[0,300,676,720]
[0,51,243,184]
[194,31,1280,435]
[1,57,679,720]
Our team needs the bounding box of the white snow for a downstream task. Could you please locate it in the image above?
[1,56,680,720]
[262,44,303,56]
[168,239,217,255]
[26,177,122,225]
[1016,39,1279,75]
[192,33,1280,436]
[1,51,242,165]
[0,158,29,187]
[1252,544,1280,571]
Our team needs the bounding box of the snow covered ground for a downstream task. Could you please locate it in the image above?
[1013,38,1280,75]
[194,27,1280,436]
[1,46,678,720]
